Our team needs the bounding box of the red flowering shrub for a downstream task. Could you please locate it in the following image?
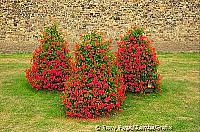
[62,33,126,118]
[117,25,161,93]
[25,24,72,91]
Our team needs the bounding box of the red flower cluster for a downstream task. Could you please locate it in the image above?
[62,33,126,118]
[25,25,72,91]
[117,25,161,93]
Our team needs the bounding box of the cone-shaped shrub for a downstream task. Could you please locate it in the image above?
[62,33,126,118]
[117,25,161,93]
[25,24,72,91]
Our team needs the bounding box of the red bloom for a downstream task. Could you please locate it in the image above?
[117,25,161,93]
[99,90,105,95]
[129,36,136,41]
[104,96,110,102]
[63,33,126,118]
[25,24,72,91]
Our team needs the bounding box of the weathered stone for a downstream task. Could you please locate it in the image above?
[0,0,199,53]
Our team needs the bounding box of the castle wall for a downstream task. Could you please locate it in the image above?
[0,0,199,53]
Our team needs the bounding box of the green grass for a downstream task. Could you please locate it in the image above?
[0,52,199,132]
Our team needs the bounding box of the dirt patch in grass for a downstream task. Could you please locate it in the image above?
[0,40,199,54]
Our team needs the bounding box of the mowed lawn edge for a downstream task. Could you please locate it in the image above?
[0,52,199,132]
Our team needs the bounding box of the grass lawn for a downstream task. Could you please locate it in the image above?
[0,52,199,132]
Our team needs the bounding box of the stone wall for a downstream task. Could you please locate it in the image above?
[0,0,199,53]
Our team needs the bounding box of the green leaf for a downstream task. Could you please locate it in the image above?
[42,43,50,51]
[123,36,128,41]
[86,58,90,61]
